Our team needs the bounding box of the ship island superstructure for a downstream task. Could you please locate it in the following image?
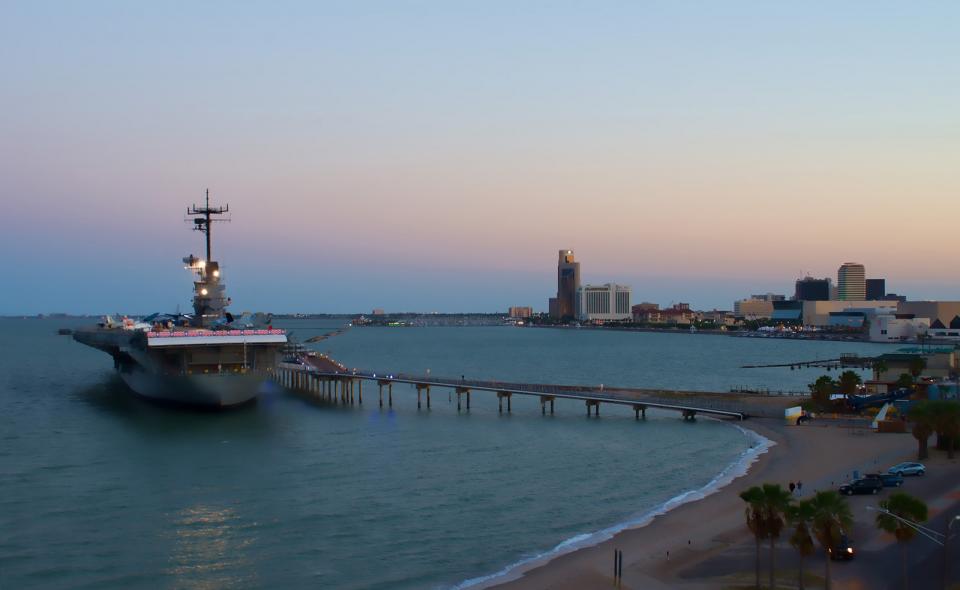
[73,191,287,407]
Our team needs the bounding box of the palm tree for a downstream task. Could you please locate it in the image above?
[759,484,793,590]
[740,484,793,590]
[787,500,816,590]
[875,492,929,590]
[941,401,960,459]
[740,486,765,590]
[809,491,853,590]
[873,358,889,381]
[909,401,934,460]
[895,372,916,391]
[838,370,862,395]
[909,355,927,379]
[929,400,960,458]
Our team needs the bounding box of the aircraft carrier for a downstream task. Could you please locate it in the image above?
[73,191,287,407]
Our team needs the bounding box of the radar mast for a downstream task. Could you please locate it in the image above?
[184,190,232,327]
[187,189,229,261]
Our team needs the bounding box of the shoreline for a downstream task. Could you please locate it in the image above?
[453,419,777,590]
[485,417,916,590]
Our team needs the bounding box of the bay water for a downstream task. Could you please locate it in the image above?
[0,318,892,589]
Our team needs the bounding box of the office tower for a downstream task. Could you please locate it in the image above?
[794,277,831,301]
[553,249,580,320]
[837,263,866,300]
[865,278,886,301]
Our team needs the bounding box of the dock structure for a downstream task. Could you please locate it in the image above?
[271,356,786,420]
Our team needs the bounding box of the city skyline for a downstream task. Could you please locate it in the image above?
[2,2,958,314]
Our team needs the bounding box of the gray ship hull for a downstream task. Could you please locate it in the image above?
[74,325,285,409]
[119,366,266,407]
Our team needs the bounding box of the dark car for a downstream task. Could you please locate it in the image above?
[828,534,856,561]
[864,472,903,488]
[839,478,883,495]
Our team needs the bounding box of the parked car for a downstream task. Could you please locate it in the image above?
[828,533,856,560]
[864,472,904,487]
[839,478,883,495]
[887,462,926,477]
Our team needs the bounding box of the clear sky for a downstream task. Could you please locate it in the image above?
[2,2,958,314]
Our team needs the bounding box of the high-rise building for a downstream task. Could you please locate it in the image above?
[552,249,580,320]
[837,263,866,301]
[794,277,832,301]
[576,283,632,321]
[866,278,886,301]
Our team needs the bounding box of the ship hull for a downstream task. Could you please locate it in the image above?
[73,326,285,409]
[119,367,266,408]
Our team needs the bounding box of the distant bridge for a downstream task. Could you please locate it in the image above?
[272,356,796,421]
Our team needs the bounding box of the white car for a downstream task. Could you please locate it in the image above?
[887,462,926,476]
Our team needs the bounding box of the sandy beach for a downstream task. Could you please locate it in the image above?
[489,418,927,590]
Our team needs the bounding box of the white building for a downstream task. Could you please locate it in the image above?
[869,314,930,342]
[576,283,632,322]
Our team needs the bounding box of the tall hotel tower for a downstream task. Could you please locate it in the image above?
[553,249,581,320]
[837,262,866,300]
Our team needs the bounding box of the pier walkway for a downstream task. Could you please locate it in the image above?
[273,355,799,420]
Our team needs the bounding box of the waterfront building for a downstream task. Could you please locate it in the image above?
[869,314,930,342]
[866,278,886,301]
[874,350,960,381]
[372,308,385,316]
[734,298,774,320]
[771,300,803,323]
[801,300,898,328]
[837,262,866,300]
[632,303,661,323]
[508,306,533,319]
[550,249,580,320]
[794,277,832,301]
[701,310,736,326]
[897,301,960,327]
[928,316,960,341]
[662,303,697,324]
[576,283,631,322]
[634,308,662,323]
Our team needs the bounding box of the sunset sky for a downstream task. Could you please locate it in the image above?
[2,2,958,314]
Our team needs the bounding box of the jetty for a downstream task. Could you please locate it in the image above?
[273,356,799,420]
[740,352,876,370]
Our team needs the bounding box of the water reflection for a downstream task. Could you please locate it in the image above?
[71,375,283,440]
[166,504,257,589]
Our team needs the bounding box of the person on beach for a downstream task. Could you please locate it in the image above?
[796,480,803,496]
[789,482,796,494]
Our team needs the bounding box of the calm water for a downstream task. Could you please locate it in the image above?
[0,319,892,589]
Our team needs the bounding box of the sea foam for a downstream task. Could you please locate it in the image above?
[451,423,775,590]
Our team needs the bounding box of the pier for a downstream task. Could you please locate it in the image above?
[272,356,798,420]
[740,352,877,370]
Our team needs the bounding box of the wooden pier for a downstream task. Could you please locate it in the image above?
[271,356,797,420]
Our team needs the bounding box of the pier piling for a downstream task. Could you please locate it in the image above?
[540,395,556,415]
